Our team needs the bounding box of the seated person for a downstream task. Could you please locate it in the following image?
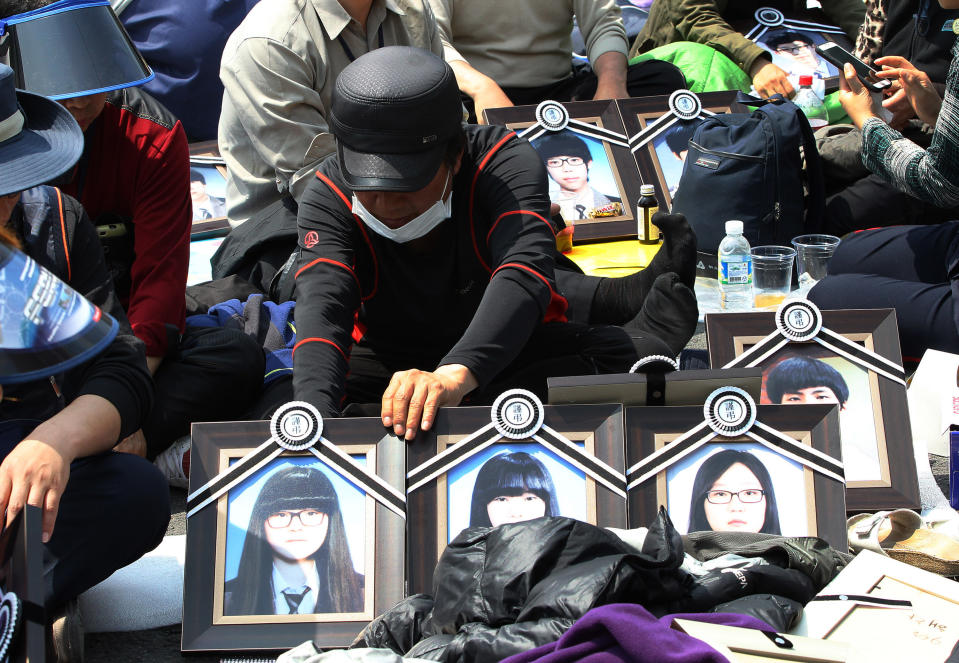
[218,0,443,225]
[819,0,959,233]
[533,133,621,223]
[629,0,864,98]
[294,46,672,439]
[0,64,169,655]
[2,0,265,479]
[810,0,959,360]
[427,0,686,122]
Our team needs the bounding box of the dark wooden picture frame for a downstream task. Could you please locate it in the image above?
[548,368,763,407]
[182,417,406,655]
[0,506,45,663]
[619,90,746,210]
[406,402,627,595]
[484,99,642,242]
[626,403,847,550]
[706,307,919,511]
[741,6,855,93]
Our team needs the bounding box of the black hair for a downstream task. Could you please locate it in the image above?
[534,132,593,165]
[687,449,781,534]
[468,451,559,528]
[663,120,699,156]
[764,30,813,50]
[765,355,849,406]
[190,168,205,184]
[226,465,362,616]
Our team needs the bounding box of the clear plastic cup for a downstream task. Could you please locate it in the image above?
[751,245,796,309]
[791,234,841,288]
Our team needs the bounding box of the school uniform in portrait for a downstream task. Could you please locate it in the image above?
[222,464,365,616]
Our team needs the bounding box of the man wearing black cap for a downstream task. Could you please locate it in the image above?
[294,46,698,440]
[0,61,169,658]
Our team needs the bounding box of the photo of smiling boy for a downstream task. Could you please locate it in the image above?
[532,132,621,223]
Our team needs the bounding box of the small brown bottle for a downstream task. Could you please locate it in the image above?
[636,184,660,245]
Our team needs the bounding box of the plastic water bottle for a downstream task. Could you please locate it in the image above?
[718,220,752,311]
[793,74,828,129]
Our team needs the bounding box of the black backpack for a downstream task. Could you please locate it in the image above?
[671,93,826,254]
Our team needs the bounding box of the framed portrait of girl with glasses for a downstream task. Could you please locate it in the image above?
[183,413,406,654]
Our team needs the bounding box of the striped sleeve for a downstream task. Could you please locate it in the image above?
[860,42,959,209]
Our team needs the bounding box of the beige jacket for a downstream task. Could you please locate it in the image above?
[427,0,627,89]
[218,0,442,224]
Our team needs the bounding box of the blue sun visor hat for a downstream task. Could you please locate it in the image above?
[0,0,153,99]
[0,242,118,384]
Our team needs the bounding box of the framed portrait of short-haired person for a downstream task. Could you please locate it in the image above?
[483,99,642,242]
[405,390,628,595]
[741,7,856,93]
[182,403,406,654]
[625,387,847,550]
[706,300,920,512]
[619,90,747,212]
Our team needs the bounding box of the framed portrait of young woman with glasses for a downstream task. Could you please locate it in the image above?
[182,407,406,654]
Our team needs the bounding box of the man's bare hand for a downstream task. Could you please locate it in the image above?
[0,438,70,543]
[114,429,148,457]
[750,60,794,98]
[381,364,478,441]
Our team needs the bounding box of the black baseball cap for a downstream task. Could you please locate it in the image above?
[329,46,463,192]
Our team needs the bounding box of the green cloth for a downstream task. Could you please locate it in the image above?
[630,0,865,79]
[631,42,751,93]
[632,42,851,126]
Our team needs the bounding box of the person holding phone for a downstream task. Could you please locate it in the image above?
[807,0,959,359]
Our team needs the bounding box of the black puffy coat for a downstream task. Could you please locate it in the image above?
[356,510,820,662]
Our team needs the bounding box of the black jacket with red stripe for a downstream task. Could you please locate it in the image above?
[0,186,153,437]
[293,125,568,416]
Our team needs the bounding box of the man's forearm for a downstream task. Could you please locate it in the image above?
[592,51,628,99]
[26,394,123,463]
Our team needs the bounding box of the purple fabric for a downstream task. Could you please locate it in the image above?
[499,604,774,663]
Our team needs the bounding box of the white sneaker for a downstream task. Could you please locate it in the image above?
[154,435,191,489]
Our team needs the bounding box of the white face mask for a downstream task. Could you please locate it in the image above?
[351,171,453,243]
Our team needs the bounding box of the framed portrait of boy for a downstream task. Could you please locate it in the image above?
[188,140,231,239]
[182,404,406,654]
[706,301,919,511]
[406,391,627,595]
[484,99,642,242]
[619,90,746,211]
[625,388,847,550]
[742,7,855,93]
[0,506,45,663]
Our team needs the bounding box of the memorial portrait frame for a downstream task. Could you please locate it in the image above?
[188,140,230,239]
[406,398,627,595]
[625,400,847,549]
[706,303,919,511]
[619,90,746,209]
[742,6,855,93]
[182,414,406,655]
[0,506,45,663]
[484,99,642,242]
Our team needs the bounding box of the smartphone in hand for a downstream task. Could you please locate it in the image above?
[815,42,892,93]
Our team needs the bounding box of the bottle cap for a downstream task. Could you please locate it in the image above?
[799,74,813,86]
[725,220,743,235]
[639,184,655,196]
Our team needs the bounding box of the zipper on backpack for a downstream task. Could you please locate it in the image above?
[688,140,765,162]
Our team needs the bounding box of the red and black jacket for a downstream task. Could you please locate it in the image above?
[293,125,568,416]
